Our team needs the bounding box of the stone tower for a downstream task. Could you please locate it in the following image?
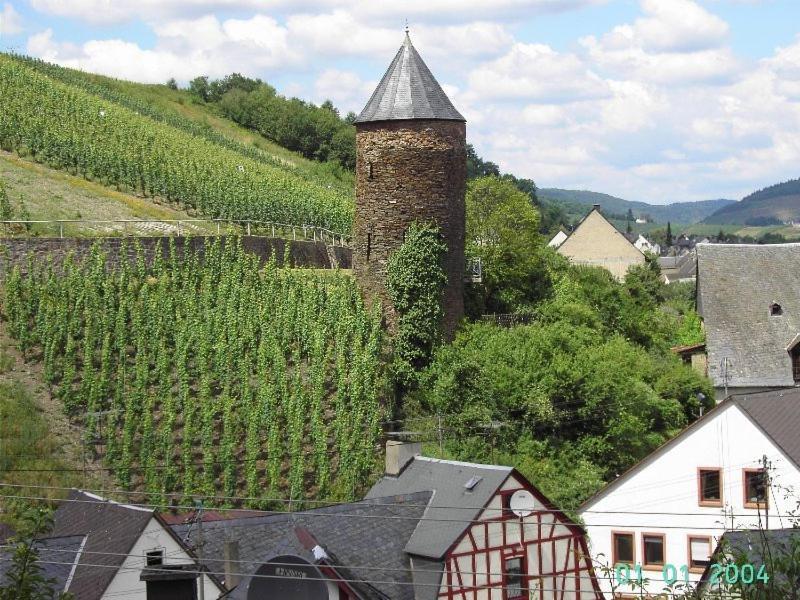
[352,31,466,337]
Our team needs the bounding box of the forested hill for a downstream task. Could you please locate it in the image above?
[540,188,735,224]
[703,178,800,225]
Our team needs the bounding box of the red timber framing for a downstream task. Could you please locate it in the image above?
[437,470,603,600]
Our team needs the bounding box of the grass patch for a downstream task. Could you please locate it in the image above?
[0,380,78,524]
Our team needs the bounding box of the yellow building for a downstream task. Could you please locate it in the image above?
[556,204,645,280]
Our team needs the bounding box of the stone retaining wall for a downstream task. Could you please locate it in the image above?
[0,236,352,274]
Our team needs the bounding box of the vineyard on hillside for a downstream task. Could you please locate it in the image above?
[0,55,353,232]
[1,239,383,505]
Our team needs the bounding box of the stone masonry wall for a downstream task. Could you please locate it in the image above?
[0,236,351,274]
[352,119,466,338]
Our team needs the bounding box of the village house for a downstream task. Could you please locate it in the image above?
[697,243,800,400]
[173,442,604,599]
[658,252,696,285]
[579,387,800,598]
[546,229,568,249]
[556,205,645,280]
[0,489,225,600]
[632,234,659,256]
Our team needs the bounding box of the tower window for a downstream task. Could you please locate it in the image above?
[366,233,371,262]
[368,162,374,180]
[770,303,783,316]
[791,345,800,383]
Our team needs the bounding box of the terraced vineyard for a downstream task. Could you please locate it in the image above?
[0,54,353,232]
[2,238,383,505]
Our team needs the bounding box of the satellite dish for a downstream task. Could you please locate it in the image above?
[509,490,536,518]
[246,555,329,600]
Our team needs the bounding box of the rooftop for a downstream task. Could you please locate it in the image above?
[355,32,465,124]
[697,242,800,388]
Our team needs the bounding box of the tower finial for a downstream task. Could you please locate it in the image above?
[404,19,409,36]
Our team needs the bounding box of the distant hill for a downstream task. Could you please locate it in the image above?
[703,178,800,225]
[540,188,735,224]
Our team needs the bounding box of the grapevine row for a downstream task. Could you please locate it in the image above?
[1,239,383,505]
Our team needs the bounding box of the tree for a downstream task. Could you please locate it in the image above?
[0,505,73,600]
[0,175,12,221]
[626,208,634,234]
[666,221,673,246]
[165,78,178,90]
[465,176,551,315]
[188,76,210,102]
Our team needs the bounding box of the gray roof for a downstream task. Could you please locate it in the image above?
[171,491,433,600]
[366,456,512,560]
[697,243,800,388]
[48,489,155,599]
[355,33,465,123]
[734,388,800,466]
[0,534,86,594]
[701,528,800,589]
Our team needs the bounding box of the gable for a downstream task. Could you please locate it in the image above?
[580,401,800,513]
[557,210,644,278]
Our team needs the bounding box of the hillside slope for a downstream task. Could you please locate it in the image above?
[0,54,353,232]
[704,178,800,225]
[540,188,735,224]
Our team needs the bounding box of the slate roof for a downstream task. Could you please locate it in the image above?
[366,456,513,560]
[0,534,86,594]
[48,489,155,599]
[355,32,465,123]
[171,491,433,600]
[697,243,800,388]
[700,528,800,590]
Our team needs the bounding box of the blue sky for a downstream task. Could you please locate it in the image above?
[2,0,799,204]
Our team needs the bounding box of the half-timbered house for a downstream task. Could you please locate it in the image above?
[366,441,604,600]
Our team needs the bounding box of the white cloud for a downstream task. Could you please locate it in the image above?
[29,0,606,26]
[466,43,610,102]
[313,68,375,114]
[1,2,22,35]
[27,15,301,83]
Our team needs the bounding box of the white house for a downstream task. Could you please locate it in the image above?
[45,490,225,600]
[633,234,659,255]
[578,388,800,598]
[547,229,568,249]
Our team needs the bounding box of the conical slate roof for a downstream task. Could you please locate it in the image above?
[355,32,465,123]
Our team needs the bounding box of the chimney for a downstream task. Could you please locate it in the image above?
[223,539,240,589]
[385,440,421,476]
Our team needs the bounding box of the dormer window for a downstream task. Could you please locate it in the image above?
[770,303,783,316]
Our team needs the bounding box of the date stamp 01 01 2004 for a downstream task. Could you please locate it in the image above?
[614,563,770,587]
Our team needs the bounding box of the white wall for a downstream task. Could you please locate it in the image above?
[579,403,800,597]
[102,516,222,600]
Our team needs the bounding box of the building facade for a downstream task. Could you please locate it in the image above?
[579,389,800,598]
[556,205,645,281]
[352,32,466,337]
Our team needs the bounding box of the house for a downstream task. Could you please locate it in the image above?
[0,533,86,595]
[697,528,800,595]
[17,489,226,599]
[366,442,603,599]
[658,252,696,285]
[174,442,604,599]
[578,388,800,598]
[671,342,707,377]
[547,229,568,249]
[632,234,659,256]
[556,204,645,280]
[697,243,800,400]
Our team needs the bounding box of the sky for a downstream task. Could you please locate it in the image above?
[1,0,799,204]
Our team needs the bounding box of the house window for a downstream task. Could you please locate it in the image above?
[642,534,665,568]
[503,556,526,600]
[698,468,722,506]
[791,346,800,383]
[500,492,513,519]
[145,549,164,566]
[770,303,783,316]
[688,536,712,572]
[743,469,768,508]
[612,532,635,565]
